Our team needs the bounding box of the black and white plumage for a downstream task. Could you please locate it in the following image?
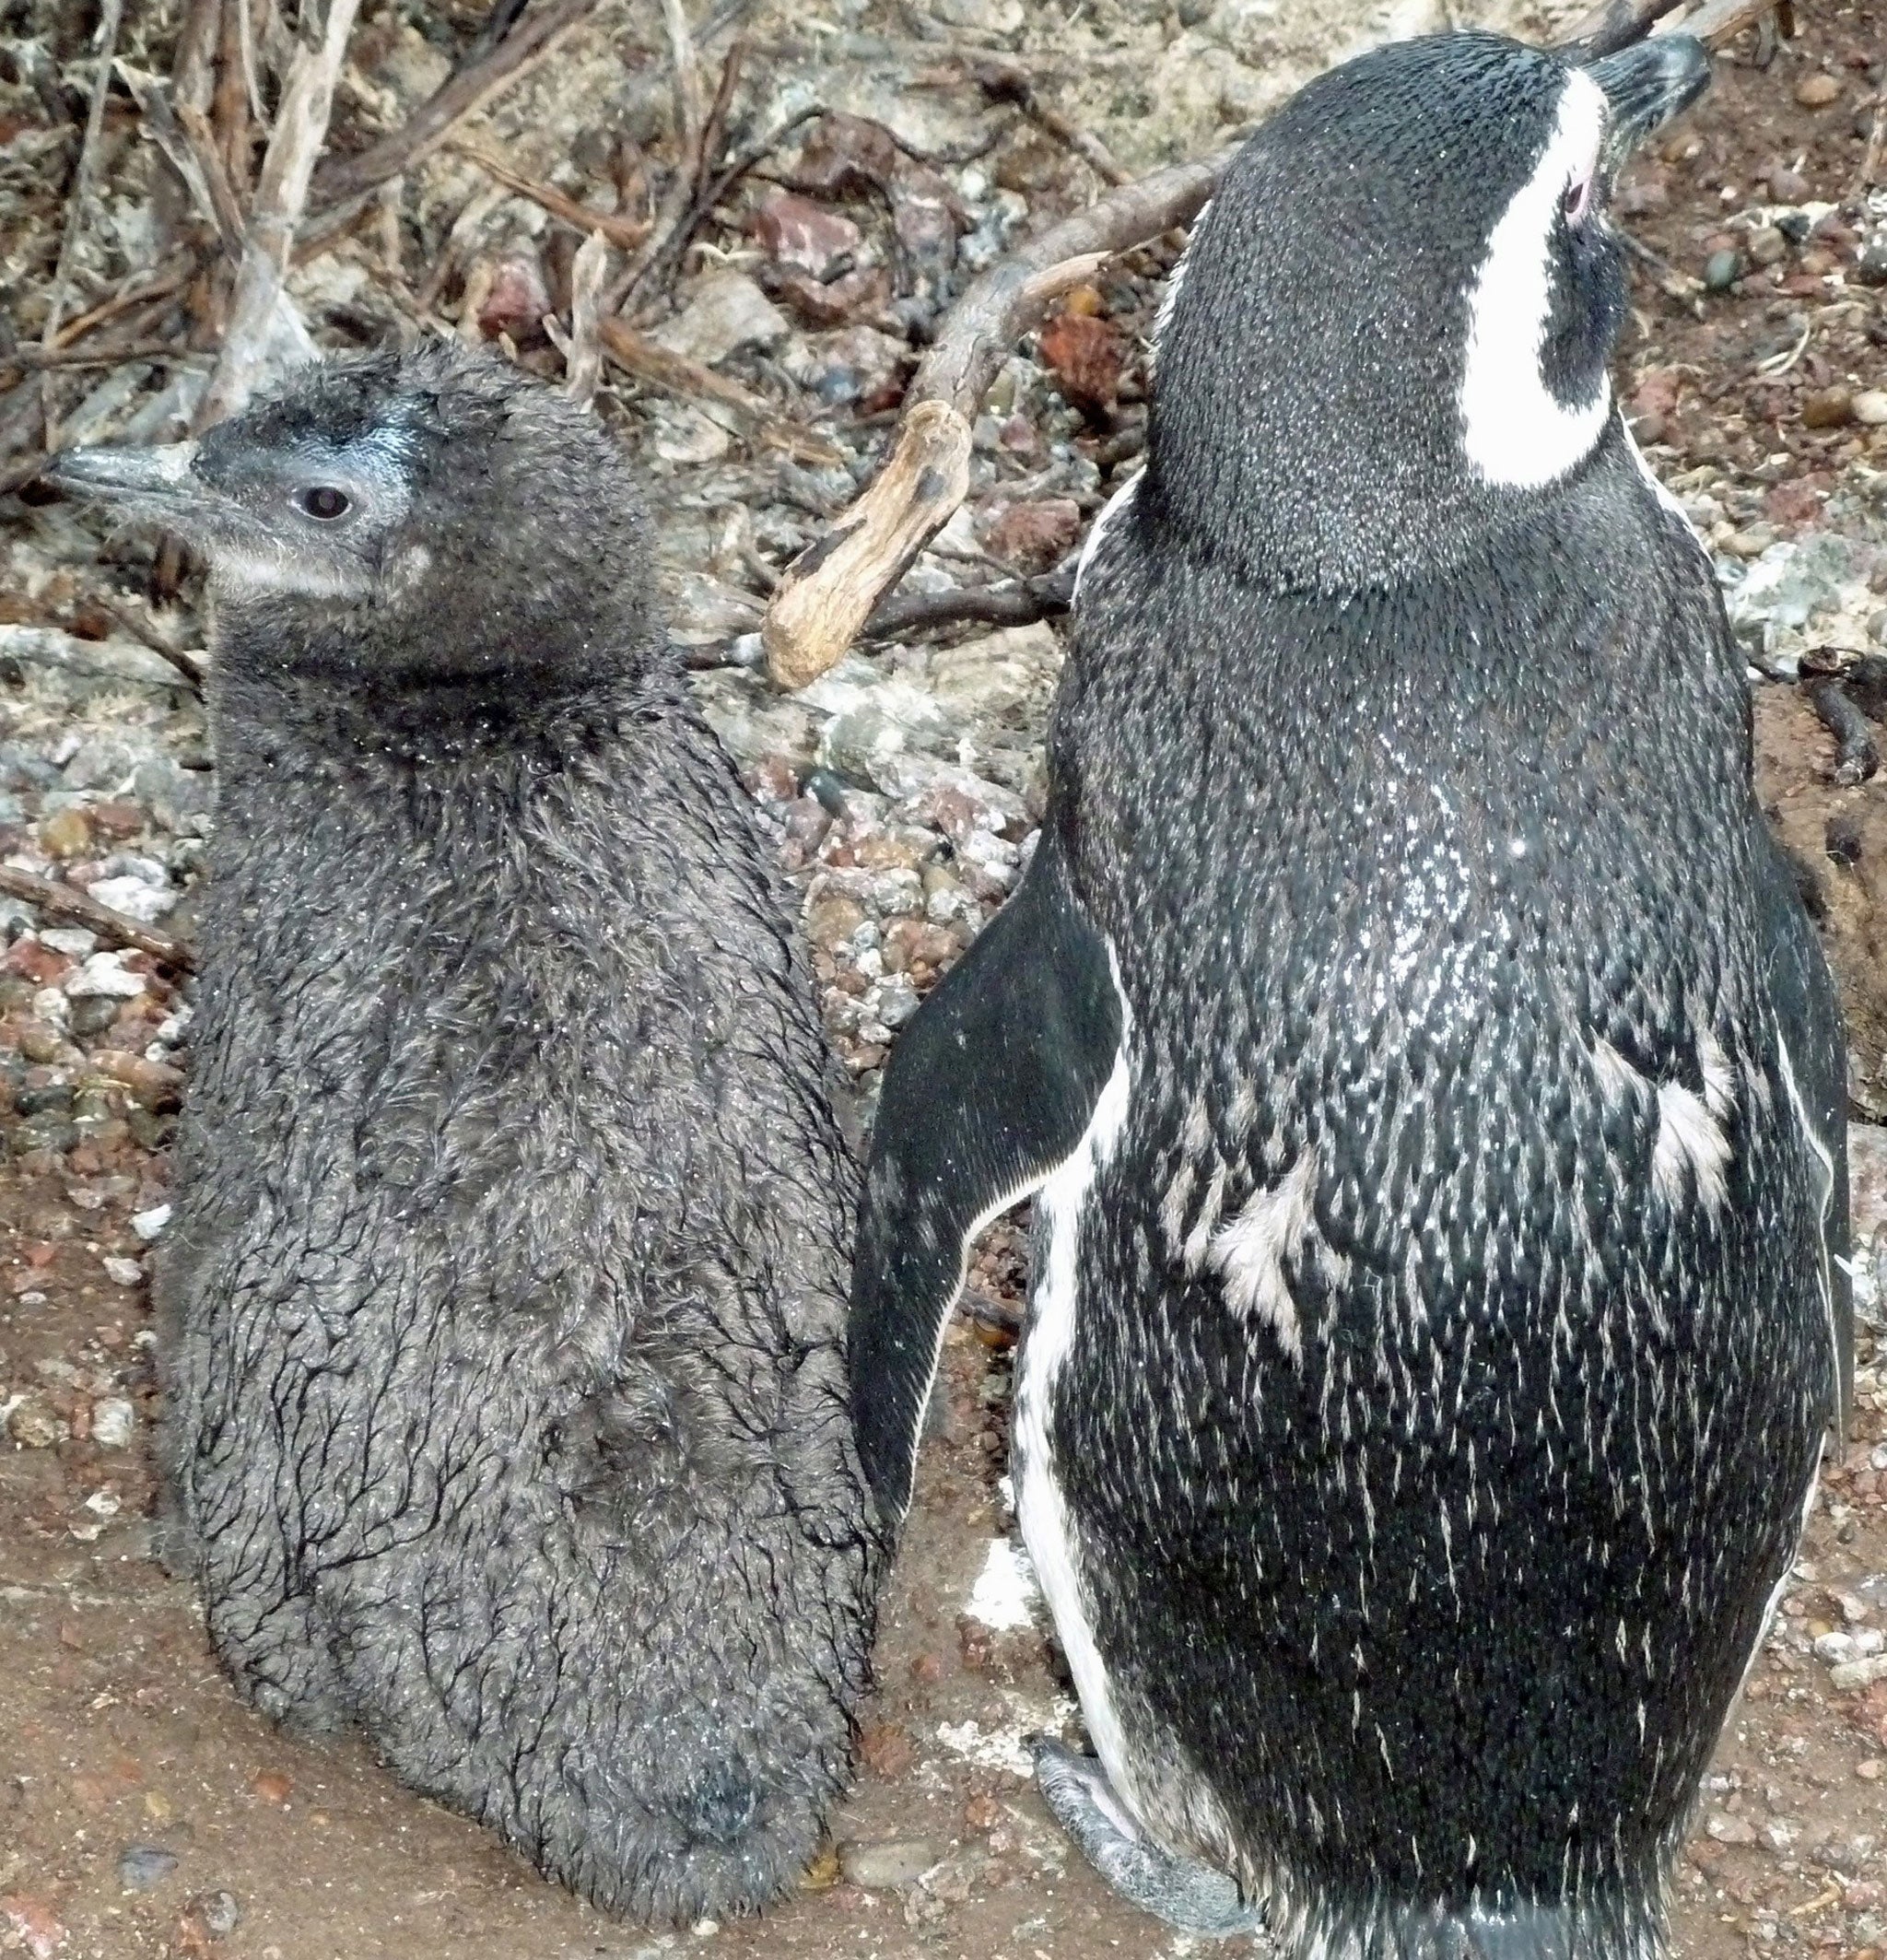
[47,346,877,1923]
[854,30,1849,1958]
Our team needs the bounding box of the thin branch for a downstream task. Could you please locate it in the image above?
[445,135,650,249]
[596,318,845,465]
[605,0,709,311]
[967,59,1129,186]
[862,564,1075,640]
[213,0,251,194]
[0,865,194,971]
[197,0,360,428]
[764,150,1222,687]
[562,229,608,408]
[41,0,128,361]
[309,0,605,210]
[1556,0,1688,57]
[1807,680,1880,786]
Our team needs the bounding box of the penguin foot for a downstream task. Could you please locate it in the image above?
[1028,1735,1266,1940]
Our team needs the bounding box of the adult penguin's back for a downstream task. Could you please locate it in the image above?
[851,29,1849,1958]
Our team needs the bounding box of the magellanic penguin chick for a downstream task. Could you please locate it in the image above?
[852,30,1850,1959]
[46,344,877,1923]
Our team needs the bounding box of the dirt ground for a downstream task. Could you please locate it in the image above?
[6,4,1887,1960]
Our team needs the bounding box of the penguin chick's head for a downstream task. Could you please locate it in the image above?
[1147,30,1708,592]
[45,341,657,691]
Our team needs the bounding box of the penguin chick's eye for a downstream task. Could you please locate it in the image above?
[1562,175,1592,226]
[297,486,352,521]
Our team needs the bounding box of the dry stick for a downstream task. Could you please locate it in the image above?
[40,0,128,427]
[213,0,251,191]
[605,0,709,312]
[562,230,609,408]
[309,0,603,209]
[175,100,252,254]
[171,0,220,113]
[862,564,1075,641]
[444,136,650,249]
[968,58,1129,186]
[0,865,195,972]
[1556,0,1690,56]
[595,319,845,466]
[198,0,360,429]
[1806,680,1880,786]
[762,148,1224,688]
[625,33,749,304]
[114,64,248,257]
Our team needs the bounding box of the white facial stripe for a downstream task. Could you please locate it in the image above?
[1072,470,1141,604]
[1458,70,1611,489]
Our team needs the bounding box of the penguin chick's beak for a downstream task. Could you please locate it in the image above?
[40,440,202,516]
[1583,36,1712,166]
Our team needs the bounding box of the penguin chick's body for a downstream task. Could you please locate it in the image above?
[49,346,876,1924]
[852,30,1849,1960]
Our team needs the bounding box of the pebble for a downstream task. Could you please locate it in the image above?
[1858,239,1887,287]
[1748,226,1787,268]
[102,1255,143,1287]
[132,1203,172,1239]
[1831,1654,1887,1690]
[1706,1812,1759,1844]
[652,271,791,368]
[4,1395,64,1447]
[91,1398,135,1448]
[1794,72,1842,108]
[1801,388,1854,430]
[64,952,146,1000]
[1703,248,1742,292]
[1855,390,1887,428]
[838,1837,938,1889]
[186,1891,242,1938]
[117,1844,180,1891]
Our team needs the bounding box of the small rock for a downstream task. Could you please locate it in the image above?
[858,1721,917,1778]
[1801,387,1854,430]
[838,1837,938,1889]
[1037,311,1124,409]
[1794,73,1842,108]
[1703,248,1742,292]
[0,1893,67,1960]
[64,952,146,1000]
[1747,225,1787,268]
[652,271,790,368]
[1857,239,1887,287]
[1830,1654,1887,1691]
[249,1770,292,1807]
[1769,164,1811,203]
[5,1395,65,1448]
[1855,390,1887,428]
[1706,1812,1758,1844]
[87,875,177,925]
[752,191,862,283]
[779,325,908,411]
[39,808,97,862]
[91,1398,135,1448]
[980,499,1083,574]
[102,1255,143,1287]
[132,1202,173,1239]
[117,1844,180,1892]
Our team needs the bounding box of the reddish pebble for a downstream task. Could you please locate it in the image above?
[249,1770,293,1806]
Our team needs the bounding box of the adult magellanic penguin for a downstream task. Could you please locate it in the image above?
[851,29,1850,1957]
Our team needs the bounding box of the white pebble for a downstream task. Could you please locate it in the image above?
[64,951,146,999]
[101,1255,143,1287]
[40,927,98,957]
[131,1203,171,1242]
[32,987,71,1028]
[82,1488,120,1518]
[87,875,176,924]
[91,1398,135,1448]
[1854,389,1887,428]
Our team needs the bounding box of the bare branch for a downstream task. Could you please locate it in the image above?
[563,230,608,409]
[197,0,360,428]
[0,864,195,971]
[763,150,1222,687]
[309,0,604,210]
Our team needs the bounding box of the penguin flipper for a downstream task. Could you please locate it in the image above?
[1761,836,1855,1437]
[1030,1737,1264,1940]
[850,832,1121,1526]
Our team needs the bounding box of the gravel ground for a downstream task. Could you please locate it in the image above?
[3,0,1887,1954]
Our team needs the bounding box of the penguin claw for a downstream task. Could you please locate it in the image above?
[1028,1736,1266,1942]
